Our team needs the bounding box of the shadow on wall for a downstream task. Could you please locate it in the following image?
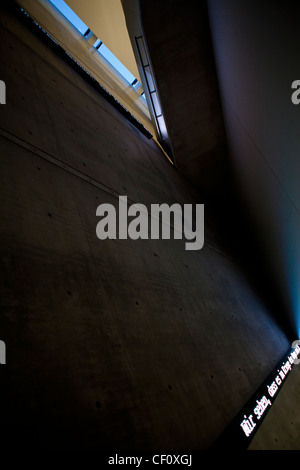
[207,0,300,340]
[139,0,298,340]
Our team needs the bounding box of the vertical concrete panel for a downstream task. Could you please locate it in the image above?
[208,0,300,338]
[208,0,300,449]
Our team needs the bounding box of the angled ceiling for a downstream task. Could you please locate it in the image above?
[65,0,140,80]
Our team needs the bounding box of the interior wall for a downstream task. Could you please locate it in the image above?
[249,362,300,450]
[0,1,295,450]
[207,0,300,340]
[139,0,228,195]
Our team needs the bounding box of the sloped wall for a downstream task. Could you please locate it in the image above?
[208,0,300,340]
[207,0,300,450]
[140,0,228,195]
[0,2,293,450]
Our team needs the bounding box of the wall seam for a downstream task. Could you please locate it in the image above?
[0,126,234,261]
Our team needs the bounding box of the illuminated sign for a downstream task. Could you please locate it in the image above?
[213,343,300,449]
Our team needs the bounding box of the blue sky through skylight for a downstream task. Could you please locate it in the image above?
[48,0,89,35]
[48,0,146,98]
[94,38,102,49]
[99,44,135,84]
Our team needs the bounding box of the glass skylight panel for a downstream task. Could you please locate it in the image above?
[47,1,149,110]
[48,0,89,35]
[99,44,135,84]
[157,115,168,139]
[145,67,155,93]
[151,91,162,116]
[132,80,142,91]
[93,38,102,49]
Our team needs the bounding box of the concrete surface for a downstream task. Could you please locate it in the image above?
[140,0,228,195]
[208,0,300,365]
[0,1,297,450]
[249,363,300,450]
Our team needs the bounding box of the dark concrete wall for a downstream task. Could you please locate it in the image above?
[207,0,300,450]
[249,362,300,450]
[0,2,295,450]
[208,0,300,340]
[139,0,228,196]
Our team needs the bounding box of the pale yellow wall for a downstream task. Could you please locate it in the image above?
[66,0,140,80]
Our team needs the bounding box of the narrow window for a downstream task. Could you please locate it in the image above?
[48,0,89,35]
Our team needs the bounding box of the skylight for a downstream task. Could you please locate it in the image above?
[132,79,142,91]
[93,38,102,50]
[48,0,89,35]
[98,44,135,85]
[47,0,148,108]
